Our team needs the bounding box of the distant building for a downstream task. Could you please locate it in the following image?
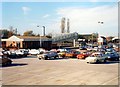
[78,33,98,43]
[112,37,119,43]
[98,36,107,46]
[1,35,52,50]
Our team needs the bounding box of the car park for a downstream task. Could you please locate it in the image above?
[85,52,107,64]
[37,51,58,60]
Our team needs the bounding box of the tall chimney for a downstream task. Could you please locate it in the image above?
[61,17,65,33]
[67,19,70,33]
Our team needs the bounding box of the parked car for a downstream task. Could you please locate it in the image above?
[0,51,12,66]
[57,49,67,52]
[19,49,29,57]
[85,52,107,64]
[106,48,116,52]
[37,51,58,60]
[15,50,24,57]
[29,49,40,55]
[105,52,119,61]
[8,51,17,58]
[77,52,91,59]
[58,51,66,58]
[79,46,87,50]
[65,51,80,58]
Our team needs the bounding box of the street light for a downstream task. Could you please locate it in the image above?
[37,25,46,36]
[42,26,45,36]
[98,21,104,46]
[98,21,104,35]
[37,25,46,48]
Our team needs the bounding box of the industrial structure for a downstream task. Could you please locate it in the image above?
[61,17,70,34]
[67,19,70,33]
[61,17,66,33]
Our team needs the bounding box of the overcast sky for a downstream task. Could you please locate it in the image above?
[1,1,119,37]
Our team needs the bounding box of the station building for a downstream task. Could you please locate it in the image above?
[1,35,52,50]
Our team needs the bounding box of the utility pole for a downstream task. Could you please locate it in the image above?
[42,26,45,36]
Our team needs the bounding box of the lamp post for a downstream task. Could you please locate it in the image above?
[42,26,45,36]
[98,21,104,46]
[92,33,93,44]
[37,25,46,36]
[37,25,46,48]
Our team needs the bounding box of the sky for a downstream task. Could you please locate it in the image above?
[1,1,119,37]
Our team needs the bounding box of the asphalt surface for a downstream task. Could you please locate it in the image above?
[0,55,119,85]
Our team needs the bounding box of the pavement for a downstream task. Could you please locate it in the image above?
[0,55,119,85]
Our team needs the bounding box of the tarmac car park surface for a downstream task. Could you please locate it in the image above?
[0,55,119,85]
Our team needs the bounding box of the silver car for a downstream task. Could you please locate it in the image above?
[85,52,107,64]
[37,51,58,60]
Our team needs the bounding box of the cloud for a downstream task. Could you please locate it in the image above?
[43,14,50,18]
[22,6,31,15]
[56,5,118,36]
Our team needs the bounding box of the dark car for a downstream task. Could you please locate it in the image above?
[0,52,12,66]
[8,51,17,58]
[105,52,119,61]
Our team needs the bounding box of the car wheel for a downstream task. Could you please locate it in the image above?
[58,55,61,58]
[96,60,99,63]
[87,62,89,64]
[38,58,41,60]
[54,56,56,59]
[104,59,106,63]
[54,55,58,59]
[45,56,48,60]
[7,61,12,65]
[62,55,65,58]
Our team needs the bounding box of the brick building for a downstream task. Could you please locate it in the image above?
[1,35,52,50]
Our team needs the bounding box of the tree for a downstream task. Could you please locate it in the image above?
[23,30,35,36]
[1,30,14,38]
[47,33,53,38]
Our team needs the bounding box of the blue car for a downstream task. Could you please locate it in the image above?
[105,52,119,61]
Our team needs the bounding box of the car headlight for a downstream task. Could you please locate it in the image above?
[108,56,111,58]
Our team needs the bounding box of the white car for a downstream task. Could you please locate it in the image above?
[29,49,40,55]
[85,52,107,64]
[15,50,24,57]
[37,51,58,60]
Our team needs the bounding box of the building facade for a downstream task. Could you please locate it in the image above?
[1,35,52,50]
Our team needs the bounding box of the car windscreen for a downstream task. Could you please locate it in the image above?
[90,54,102,57]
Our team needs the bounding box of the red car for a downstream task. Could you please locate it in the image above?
[65,51,80,58]
[77,52,91,59]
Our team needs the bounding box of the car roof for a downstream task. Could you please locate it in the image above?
[92,52,103,55]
